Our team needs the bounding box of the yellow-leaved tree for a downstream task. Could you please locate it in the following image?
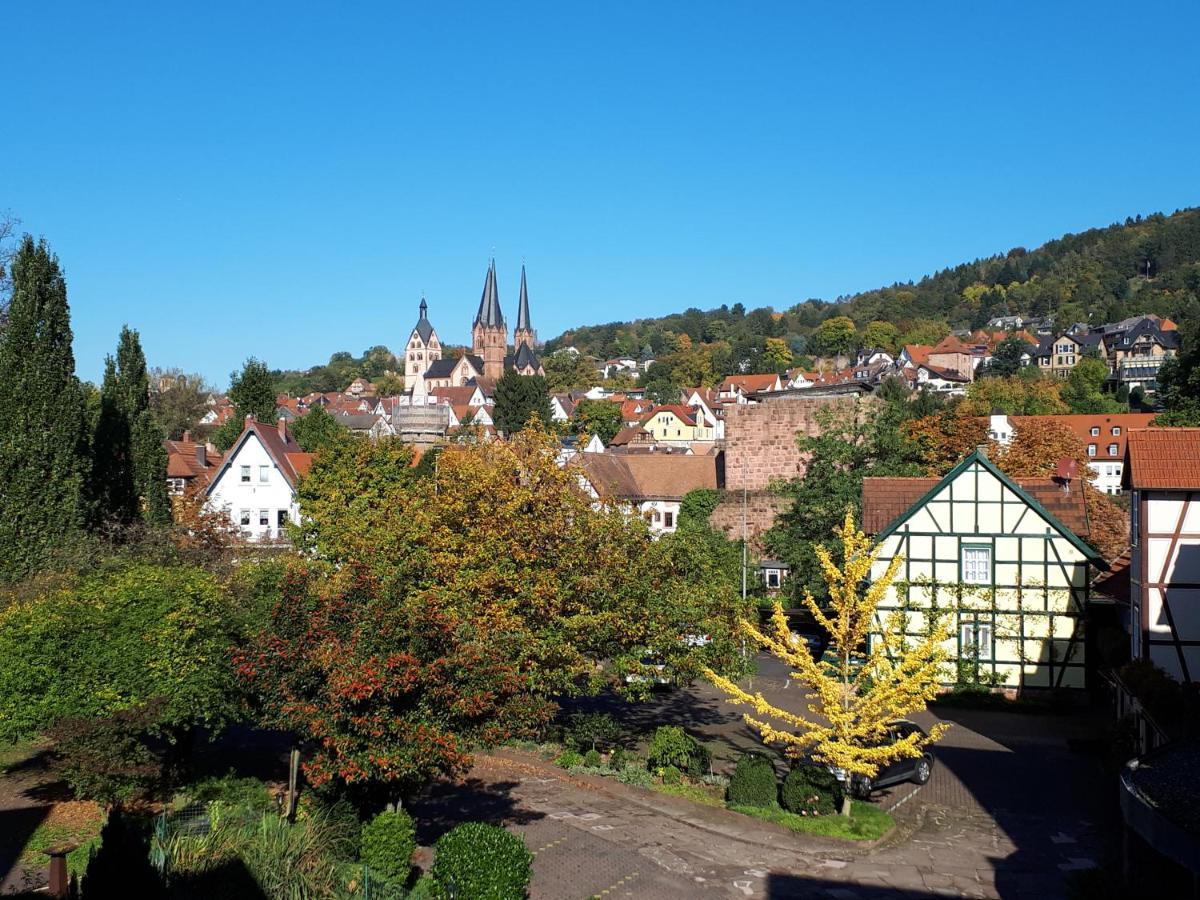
[707,510,950,815]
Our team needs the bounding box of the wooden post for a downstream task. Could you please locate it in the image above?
[286,746,300,821]
[47,846,71,898]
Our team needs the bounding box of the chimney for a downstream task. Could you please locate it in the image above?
[976,444,989,459]
[195,443,207,468]
[182,429,192,443]
[278,417,288,443]
[1054,457,1078,492]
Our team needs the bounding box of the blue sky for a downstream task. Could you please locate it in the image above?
[4,2,1198,386]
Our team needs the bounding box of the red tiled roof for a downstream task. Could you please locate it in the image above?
[164,437,218,483]
[640,404,697,427]
[720,374,780,393]
[931,334,970,355]
[577,453,717,500]
[609,426,653,446]
[1013,414,1156,463]
[1125,428,1200,489]
[902,344,932,366]
[205,416,314,492]
[862,472,1092,538]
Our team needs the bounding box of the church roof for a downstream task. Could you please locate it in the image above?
[516,264,532,331]
[413,297,435,343]
[512,341,541,371]
[474,259,505,329]
[425,355,485,380]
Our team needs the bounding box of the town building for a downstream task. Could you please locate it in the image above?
[164,431,218,495]
[203,416,313,541]
[576,453,718,536]
[863,449,1102,690]
[403,298,442,391]
[1124,428,1200,683]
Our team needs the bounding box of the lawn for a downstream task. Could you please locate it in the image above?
[16,802,105,877]
[652,781,725,807]
[727,801,893,841]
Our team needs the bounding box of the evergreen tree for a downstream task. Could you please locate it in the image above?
[493,370,552,435]
[213,358,278,451]
[0,237,88,580]
[290,405,345,452]
[91,327,169,527]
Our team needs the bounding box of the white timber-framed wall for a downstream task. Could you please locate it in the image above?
[868,452,1099,690]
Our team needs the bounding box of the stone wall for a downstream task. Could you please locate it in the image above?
[709,489,789,555]
[723,395,865,491]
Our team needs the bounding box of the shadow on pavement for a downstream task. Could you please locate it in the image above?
[0,805,50,890]
[409,777,545,845]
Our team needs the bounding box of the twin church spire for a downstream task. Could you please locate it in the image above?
[406,260,542,390]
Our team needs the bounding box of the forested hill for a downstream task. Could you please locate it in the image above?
[544,208,1200,362]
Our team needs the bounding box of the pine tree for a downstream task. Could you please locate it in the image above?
[92,327,169,527]
[708,511,949,815]
[0,237,88,580]
[493,370,552,436]
[212,358,278,451]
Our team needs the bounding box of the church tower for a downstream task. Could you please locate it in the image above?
[471,259,507,380]
[512,264,536,349]
[404,297,441,391]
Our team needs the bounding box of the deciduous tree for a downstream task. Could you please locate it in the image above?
[709,512,949,815]
[213,358,278,451]
[571,399,623,444]
[290,405,346,452]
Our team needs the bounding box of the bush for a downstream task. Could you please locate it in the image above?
[48,700,168,805]
[185,772,273,813]
[607,748,629,771]
[360,809,416,883]
[583,748,602,767]
[553,749,583,769]
[661,765,682,785]
[646,726,709,777]
[781,765,843,816]
[562,712,622,751]
[727,753,777,808]
[430,822,532,899]
[616,764,653,788]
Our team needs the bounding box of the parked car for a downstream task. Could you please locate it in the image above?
[829,720,934,797]
[788,629,826,660]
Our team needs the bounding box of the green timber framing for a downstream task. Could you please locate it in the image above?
[869,450,1103,690]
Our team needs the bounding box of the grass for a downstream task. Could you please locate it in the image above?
[0,738,43,773]
[17,807,105,877]
[727,801,893,841]
[652,782,725,807]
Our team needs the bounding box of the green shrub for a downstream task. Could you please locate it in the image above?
[661,765,682,785]
[781,765,843,816]
[430,822,532,899]
[616,764,653,788]
[360,809,416,883]
[607,748,629,771]
[583,748,602,767]
[646,726,709,776]
[562,712,622,751]
[48,700,168,805]
[727,753,777,808]
[186,772,273,813]
[553,749,583,769]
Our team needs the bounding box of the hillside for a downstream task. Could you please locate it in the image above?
[544,208,1200,365]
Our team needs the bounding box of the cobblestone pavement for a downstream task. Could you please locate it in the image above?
[411,657,1117,899]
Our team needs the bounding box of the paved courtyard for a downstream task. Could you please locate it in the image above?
[415,656,1117,899]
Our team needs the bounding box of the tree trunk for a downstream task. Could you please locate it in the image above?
[840,793,852,817]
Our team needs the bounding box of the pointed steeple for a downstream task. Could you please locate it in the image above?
[413,296,434,343]
[473,259,504,328]
[516,265,531,332]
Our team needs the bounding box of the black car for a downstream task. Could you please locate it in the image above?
[842,720,935,798]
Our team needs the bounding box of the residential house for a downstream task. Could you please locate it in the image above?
[717,373,783,404]
[928,335,975,380]
[898,344,933,369]
[911,363,970,395]
[204,416,314,541]
[164,431,218,495]
[862,449,1102,690]
[550,393,577,423]
[639,404,717,446]
[576,453,718,536]
[683,388,727,441]
[1099,315,1179,392]
[988,413,1157,494]
[1033,331,1104,379]
[1123,428,1200,683]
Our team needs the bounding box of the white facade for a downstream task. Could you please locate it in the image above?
[206,433,302,541]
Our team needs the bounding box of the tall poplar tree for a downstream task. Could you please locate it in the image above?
[0,237,88,580]
[493,370,552,436]
[91,327,170,527]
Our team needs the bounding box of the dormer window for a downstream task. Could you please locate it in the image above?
[1090,427,1100,436]
[1112,426,1121,436]
[1108,444,1118,456]
[1088,444,1097,457]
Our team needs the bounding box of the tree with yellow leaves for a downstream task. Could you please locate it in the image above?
[708,511,949,815]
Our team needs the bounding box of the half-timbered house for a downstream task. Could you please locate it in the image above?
[863,449,1101,690]
[1124,428,1200,683]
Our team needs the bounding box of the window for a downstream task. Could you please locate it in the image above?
[168,477,186,495]
[664,512,674,529]
[764,569,781,589]
[1108,444,1118,456]
[1090,426,1100,436]
[1112,426,1121,436]
[258,509,269,527]
[960,621,993,661]
[259,465,270,483]
[239,509,251,526]
[1087,444,1097,457]
[961,546,991,585]
[240,465,251,482]
[277,510,288,529]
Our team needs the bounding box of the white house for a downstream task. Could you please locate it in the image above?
[204,416,314,541]
[575,453,717,537]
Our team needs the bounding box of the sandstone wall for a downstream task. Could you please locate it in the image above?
[708,489,789,555]
[723,395,863,491]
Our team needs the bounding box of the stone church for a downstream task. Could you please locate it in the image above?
[403,260,544,392]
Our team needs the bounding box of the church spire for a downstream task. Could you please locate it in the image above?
[516,265,531,332]
[473,258,504,328]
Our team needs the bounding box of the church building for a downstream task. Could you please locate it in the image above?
[404,260,544,392]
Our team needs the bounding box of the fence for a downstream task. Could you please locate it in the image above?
[1101,669,1172,757]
